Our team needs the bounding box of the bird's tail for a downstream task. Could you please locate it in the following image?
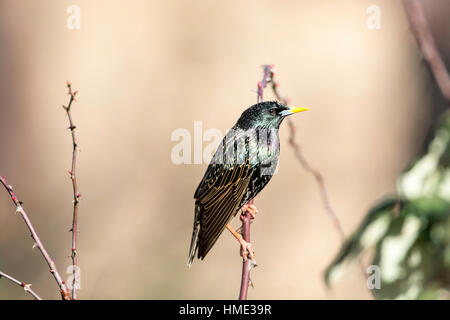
[187,205,201,268]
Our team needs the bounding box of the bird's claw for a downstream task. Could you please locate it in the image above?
[241,203,258,220]
[239,239,257,265]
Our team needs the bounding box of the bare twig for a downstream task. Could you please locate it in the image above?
[257,64,274,103]
[238,199,253,300]
[62,81,80,299]
[0,270,43,300]
[268,68,346,243]
[265,64,374,296]
[0,176,71,300]
[402,0,450,104]
[239,66,274,300]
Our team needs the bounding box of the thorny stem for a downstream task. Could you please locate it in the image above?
[0,270,43,300]
[238,199,254,300]
[63,81,80,299]
[257,64,274,103]
[238,65,274,300]
[269,68,347,243]
[264,64,374,297]
[0,176,71,300]
[402,0,450,105]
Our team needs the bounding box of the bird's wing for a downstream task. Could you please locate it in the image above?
[195,160,255,259]
[194,127,250,199]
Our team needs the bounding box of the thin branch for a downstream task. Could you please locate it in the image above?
[0,176,71,300]
[63,81,80,300]
[268,68,346,243]
[238,200,253,300]
[238,66,273,300]
[0,270,43,300]
[402,0,450,104]
[266,64,374,296]
[257,64,274,103]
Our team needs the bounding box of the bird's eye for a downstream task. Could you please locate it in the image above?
[268,108,277,115]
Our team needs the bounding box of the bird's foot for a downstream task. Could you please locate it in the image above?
[241,203,258,220]
[226,223,257,266]
[239,238,257,265]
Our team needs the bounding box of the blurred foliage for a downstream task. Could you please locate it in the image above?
[325,111,450,299]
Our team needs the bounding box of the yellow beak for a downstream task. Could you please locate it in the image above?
[280,107,309,116]
[290,107,309,114]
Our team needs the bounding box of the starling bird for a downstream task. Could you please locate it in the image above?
[188,101,308,267]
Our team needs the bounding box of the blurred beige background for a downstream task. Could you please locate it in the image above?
[0,0,448,299]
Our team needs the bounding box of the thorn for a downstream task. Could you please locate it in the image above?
[15,207,21,214]
[18,201,23,205]
[62,105,68,111]
[249,260,258,269]
[73,90,78,96]
[68,125,76,130]
[32,242,37,250]
[69,228,73,232]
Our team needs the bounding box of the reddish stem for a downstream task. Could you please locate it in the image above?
[63,81,80,299]
[238,65,272,300]
[402,0,450,104]
[269,67,375,296]
[0,176,71,300]
[238,199,253,300]
[0,270,43,300]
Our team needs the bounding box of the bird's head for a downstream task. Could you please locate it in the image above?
[235,101,308,130]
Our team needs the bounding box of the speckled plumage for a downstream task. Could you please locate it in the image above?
[188,101,298,266]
